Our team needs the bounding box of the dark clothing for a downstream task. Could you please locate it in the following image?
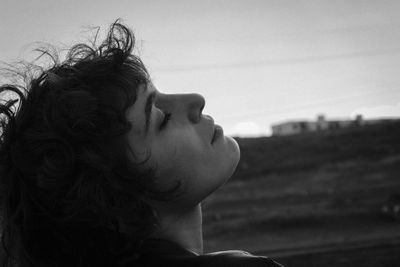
[134,238,284,267]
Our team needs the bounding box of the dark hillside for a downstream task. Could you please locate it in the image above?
[233,120,400,179]
[203,120,400,267]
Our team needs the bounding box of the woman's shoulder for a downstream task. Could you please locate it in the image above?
[134,239,284,267]
[200,250,284,267]
[135,250,284,267]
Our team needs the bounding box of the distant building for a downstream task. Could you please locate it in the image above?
[271,114,370,136]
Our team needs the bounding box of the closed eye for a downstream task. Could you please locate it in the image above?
[159,112,171,130]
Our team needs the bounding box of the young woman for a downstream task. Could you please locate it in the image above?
[0,21,284,267]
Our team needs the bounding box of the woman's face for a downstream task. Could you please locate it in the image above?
[126,83,240,212]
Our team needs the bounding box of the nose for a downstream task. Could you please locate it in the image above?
[185,93,205,123]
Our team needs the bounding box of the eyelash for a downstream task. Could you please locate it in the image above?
[159,112,171,129]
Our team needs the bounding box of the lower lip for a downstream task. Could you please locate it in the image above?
[211,125,223,144]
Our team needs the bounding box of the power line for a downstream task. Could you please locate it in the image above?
[218,88,400,120]
[154,48,400,72]
[144,23,400,44]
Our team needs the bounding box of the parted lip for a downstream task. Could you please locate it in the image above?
[202,114,215,143]
[211,125,222,144]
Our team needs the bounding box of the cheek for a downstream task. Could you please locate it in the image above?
[149,132,211,194]
[156,153,224,207]
[146,129,239,209]
[151,134,206,178]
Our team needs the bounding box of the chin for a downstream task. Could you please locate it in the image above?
[226,135,241,168]
[220,135,241,183]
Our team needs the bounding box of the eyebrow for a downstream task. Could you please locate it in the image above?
[144,91,156,135]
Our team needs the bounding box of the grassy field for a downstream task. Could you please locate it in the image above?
[202,120,400,267]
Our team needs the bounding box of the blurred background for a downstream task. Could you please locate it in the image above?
[1,0,400,266]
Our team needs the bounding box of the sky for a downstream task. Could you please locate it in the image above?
[1,0,400,136]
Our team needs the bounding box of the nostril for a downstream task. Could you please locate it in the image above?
[189,112,200,123]
[200,103,205,113]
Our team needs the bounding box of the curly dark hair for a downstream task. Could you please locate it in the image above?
[0,21,175,267]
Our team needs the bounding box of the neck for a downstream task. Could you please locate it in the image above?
[150,203,203,255]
